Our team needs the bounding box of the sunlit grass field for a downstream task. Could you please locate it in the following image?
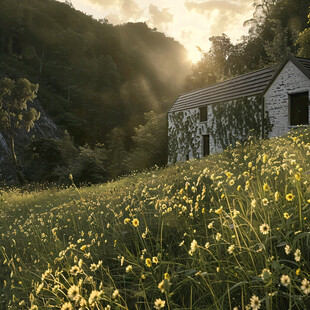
[1,128,310,310]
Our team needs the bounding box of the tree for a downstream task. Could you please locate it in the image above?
[126,111,167,171]
[296,12,310,58]
[0,77,39,184]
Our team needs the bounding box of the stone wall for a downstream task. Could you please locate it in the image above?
[168,96,262,164]
[265,60,310,137]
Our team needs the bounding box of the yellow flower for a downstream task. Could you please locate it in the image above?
[215,206,223,214]
[126,265,132,273]
[61,302,73,310]
[80,245,87,251]
[145,258,152,267]
[164,272,170,279]
[152,257,159,264]
[263,154,268,164]
[237,185,241,191]
[274,191,280,202]
[283,212,291,219]
[124,218,130,224]
[226,172,232,178]
[295,172,301,181]
[263,183,270,191]
[286,193,295,201]
[132,219,139,227]
[296,268,301,275]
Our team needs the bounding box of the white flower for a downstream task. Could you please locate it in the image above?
[259,223,270,235]
[154,298,166,309]
[294,249,301,262]
[227,244,235,254]
[67,285,80,301]
[250,295,261,310]
[189,239,198,255]
[284,245,291,255]
[301,278,310,295]
[215,232,222,241]
[280,275,291,287]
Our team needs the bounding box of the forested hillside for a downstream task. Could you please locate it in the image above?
[0,0,190,146]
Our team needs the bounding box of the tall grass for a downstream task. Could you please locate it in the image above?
[0,128,310,310]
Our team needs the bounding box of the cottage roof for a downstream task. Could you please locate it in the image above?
[169,56,310,113]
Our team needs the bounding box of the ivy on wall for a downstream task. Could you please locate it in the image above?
[168,95,274,163]
[168,110,201,163]
[210,95,273,149]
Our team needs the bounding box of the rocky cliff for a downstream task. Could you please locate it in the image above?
[0,99,62,183]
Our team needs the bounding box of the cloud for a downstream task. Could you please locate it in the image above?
[87,0,143,22]
[148,4,173,30]
[184,0,249,15]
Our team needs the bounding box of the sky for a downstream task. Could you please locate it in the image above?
[59,0,254,63]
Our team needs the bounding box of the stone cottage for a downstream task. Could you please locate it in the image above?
[168,55,310,164]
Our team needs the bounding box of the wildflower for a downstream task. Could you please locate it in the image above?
[126,265,132,273]
[250,295,261,310]
[274,191,280,201]
[296,268,301,275]
[284,245,291,255]
[208,221,214,229]
[124,218,130,224]
[164,273,170,279]
[205,242,210,249]
[262,198,269,206]
[30,306,38,310]
[251,199,256,208]
[237,185,241,191]
[215,233,222,241]
[215,206,223,214]
[158,280,165,292]
[154,298,165,309]
[61,302,73,310]
[261,269,272,282]
[226,172,232,178]
[189,239,198,255]
[259,223,270,235]
[301,278,310,294]
[216,267,220,272]
[295,172,301,181]
[70,265,82,276]
[132,219,139,227]
[89,290,103,305]
[263,154,268,163]
[286,193,295,201]
[248,162,252,168]
[67,285,80,301]
[80,245,87,251]
[263,183,270,191]
[146,258,152,267]
[90,263,97,272]
[112,289,119,299]
[229,179,235,186]
[280,275,291,287]
[152,257,159,264]
[284,212,291,219]
[179,240,184,246]
[294,249,301,262]
[227,244,235,254]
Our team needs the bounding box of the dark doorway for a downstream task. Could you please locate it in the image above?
[290,92,309,125]
[203,135,210,156]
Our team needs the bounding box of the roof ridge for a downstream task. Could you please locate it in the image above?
[179,66,277,97]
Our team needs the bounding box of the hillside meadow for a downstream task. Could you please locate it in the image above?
[0,128,310,310]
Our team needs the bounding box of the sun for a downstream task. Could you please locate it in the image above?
[187,47,202,64]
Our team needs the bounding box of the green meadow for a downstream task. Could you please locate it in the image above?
[1,128,309,310]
